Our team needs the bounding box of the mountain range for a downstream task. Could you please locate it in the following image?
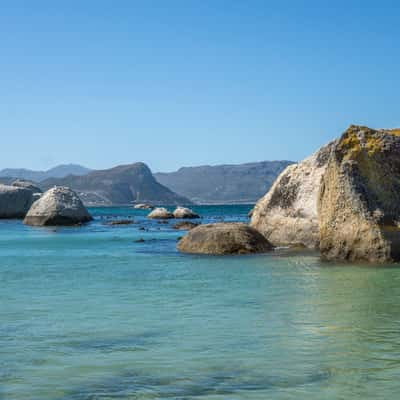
[154,161,293,204]
[0,164,91,182]
[40,163,190,206]
[0,160,294,205]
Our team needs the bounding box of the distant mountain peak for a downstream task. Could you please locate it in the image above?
[40,162,191,206]
[0,164,91,182]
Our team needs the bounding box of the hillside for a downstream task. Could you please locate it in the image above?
[41,162,191,206]
[155,161,294,204]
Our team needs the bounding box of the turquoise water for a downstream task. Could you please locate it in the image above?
[1,205,400,399]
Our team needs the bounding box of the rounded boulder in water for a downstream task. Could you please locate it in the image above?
[173,206,200,219]
[24,186,92,226]
[147,207,174,219]
[177,222,273,255]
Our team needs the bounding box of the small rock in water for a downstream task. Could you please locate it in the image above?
[106,220,135,226]
[147,207,174,219]
[173,206,200,219]
[134,203,154,210]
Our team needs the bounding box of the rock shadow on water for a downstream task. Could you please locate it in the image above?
[58,367,331,399]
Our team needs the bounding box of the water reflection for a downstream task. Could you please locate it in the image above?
[2,206,400,399]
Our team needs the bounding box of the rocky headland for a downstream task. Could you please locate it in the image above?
[40,163,190,206]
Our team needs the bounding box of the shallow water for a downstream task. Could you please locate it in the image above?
[1,205,400,399]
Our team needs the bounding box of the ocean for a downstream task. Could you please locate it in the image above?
[1,205,400,399]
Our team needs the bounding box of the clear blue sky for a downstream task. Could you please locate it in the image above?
[1,1,400,172]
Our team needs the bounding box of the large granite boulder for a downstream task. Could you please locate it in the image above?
[173,206,200,219]
[24,186,92,226]
[12,180,42,203]
[147,207,174,219]
[177,223,273,254]
[0,184,39,218]
[250,141,336,248]
[319,125,400,263]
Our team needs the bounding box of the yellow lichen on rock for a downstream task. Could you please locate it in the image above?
[337,125,400,160]
[251,123,400,262]
[318,125,400,263]
[338,128,362,159]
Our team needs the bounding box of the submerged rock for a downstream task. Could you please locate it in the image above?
[250,141,336,248]
[0,184,39,218]
[24,186,92,226]
[319,125,400,263]
[134,203,154,210]
[106,219,135,226]
[173,206,200,219]
[177,223,273,255]
[147,207,173,219]
[173,221,199,230]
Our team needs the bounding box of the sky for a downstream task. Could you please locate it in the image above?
[1,1,400,172]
